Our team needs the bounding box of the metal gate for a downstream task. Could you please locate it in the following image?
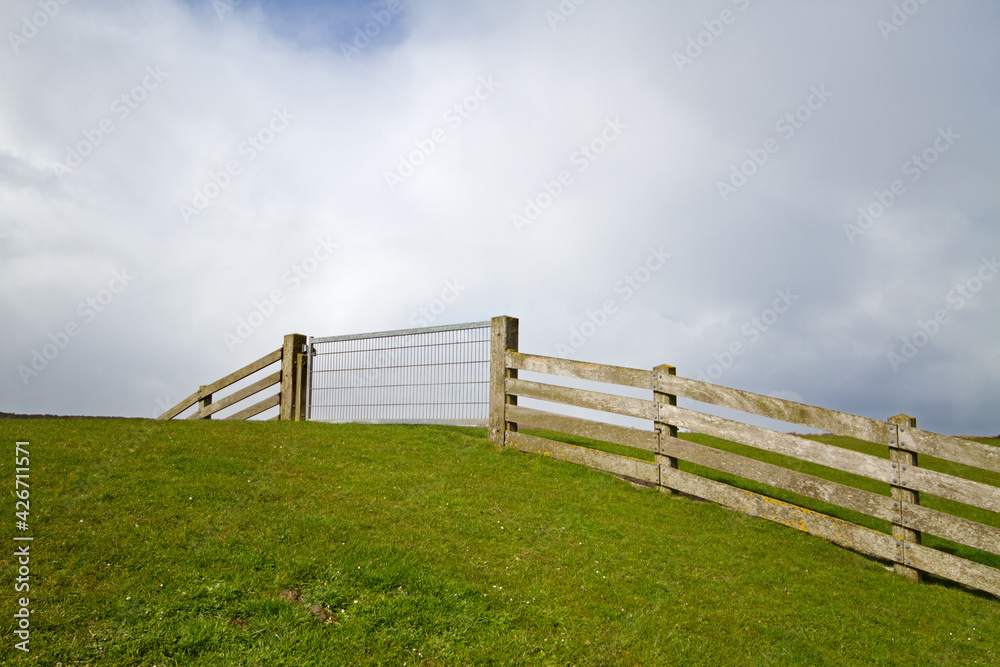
[306,320,492,425]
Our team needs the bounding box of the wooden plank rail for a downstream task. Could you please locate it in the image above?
[158,348,282,420]
[907,542,1000,598]
[495,345,1000,599]
[507,405,656,452]
[658,434,897,523]
[507,351,654,390]
[906,504,1000,558]
[225,393,280,421]
[507,430,658,486]
[659,403,893,484]
[506,377,656,421]
[905,427,1000,475]
[902,465,1000,514]
[186,372,281,420]
[657,374,889,444]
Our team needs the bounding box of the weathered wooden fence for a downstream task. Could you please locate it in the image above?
[158,317,999,597]
[487,316,1000,598]
[158,334,307,421]
[159,322,493,424]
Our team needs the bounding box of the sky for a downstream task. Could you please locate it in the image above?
[1,0,998,436]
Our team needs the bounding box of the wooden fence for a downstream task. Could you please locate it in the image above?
[159,319,493,423]
[157,318,998,597]
[487,317,1000,598]
[158,334,308,421]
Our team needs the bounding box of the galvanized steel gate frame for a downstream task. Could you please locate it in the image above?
[305,320,493,425]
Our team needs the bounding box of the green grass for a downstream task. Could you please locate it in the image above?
[1,419,998,666]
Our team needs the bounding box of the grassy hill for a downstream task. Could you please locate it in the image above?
[1,419,997,666]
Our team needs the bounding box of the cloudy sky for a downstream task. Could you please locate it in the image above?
[1,0,998,436]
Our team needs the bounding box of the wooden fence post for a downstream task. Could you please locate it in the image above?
[280,334,307,421]
[489,316,519,445]
[889,413,922,582]
[654,364,679,494]
[296,350,308,421]
[198,386,212,419]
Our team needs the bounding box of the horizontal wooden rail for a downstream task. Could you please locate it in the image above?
[659,403,892,484]
[507,405,657,453]
[903,426,1000,475]
[657,374,889,444]
[659,435,897,523]
[507,430,658,485]
[507,351,654,390]
[186,372,281,420]
[507,378,656,421]
[906,540,1000,598]
[902,465,1000,515]
[906,504,1000,558]
[158,348,282,420]
[225,393,280,421]
[159,389,203,421]
[203,349,282,397]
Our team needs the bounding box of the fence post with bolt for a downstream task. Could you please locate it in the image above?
[489,316,519,445]
[889,413,922,582]
[280,333,307,420]
[198,386,212,419]
[654,364,679,494]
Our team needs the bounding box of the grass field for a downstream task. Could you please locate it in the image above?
[1,418,998,666]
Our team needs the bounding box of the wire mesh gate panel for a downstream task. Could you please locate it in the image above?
[307,321,491,425]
